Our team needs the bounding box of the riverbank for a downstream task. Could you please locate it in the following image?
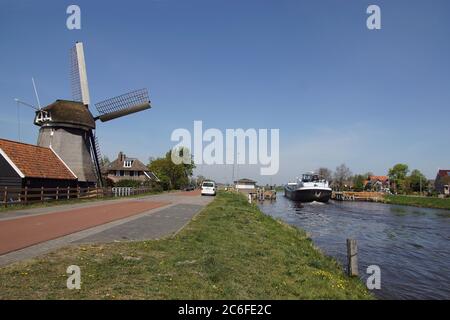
[384,195,450,210]
[0,192,371,299]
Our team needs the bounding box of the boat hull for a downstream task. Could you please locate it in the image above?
[284,187,331,203]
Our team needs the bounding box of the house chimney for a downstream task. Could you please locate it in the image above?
[118,152,125,162]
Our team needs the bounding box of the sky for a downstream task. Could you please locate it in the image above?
[0,0,449,184]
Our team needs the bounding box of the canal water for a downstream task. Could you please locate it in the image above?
[258,195,450,299]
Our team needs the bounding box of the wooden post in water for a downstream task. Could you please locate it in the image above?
[347,239,358,276]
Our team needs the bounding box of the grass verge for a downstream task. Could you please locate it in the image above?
[0,192,372,299]
[384,195,450,210]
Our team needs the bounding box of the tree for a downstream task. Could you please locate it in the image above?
[100,156,111,185]
[148,148,195,190]
[316,167,333,182]
[195,175,206,187]
[388,163,409,194]
[101,155,110,167]
[409,169,427,193]
[334,164,352,191]
[353,174,366,192]
[363,172,374,179]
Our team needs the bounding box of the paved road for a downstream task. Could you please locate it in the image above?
[0,190,213,266]
[0,201,169,255]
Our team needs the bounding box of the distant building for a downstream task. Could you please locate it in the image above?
[105,152,159,184]
[364,175,390,192]
[234,178,257,192]
[0,138,77,189]
[434,170,450,195]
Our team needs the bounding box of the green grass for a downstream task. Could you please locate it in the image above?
[0,192,372,299]
[384,195,450,210]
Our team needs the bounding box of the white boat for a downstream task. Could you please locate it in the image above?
[284,173,332,203]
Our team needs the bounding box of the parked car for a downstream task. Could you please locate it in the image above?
[184,184,195,191]
[201,181,216,196]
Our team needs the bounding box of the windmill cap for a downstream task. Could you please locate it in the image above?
[35,99,95,130]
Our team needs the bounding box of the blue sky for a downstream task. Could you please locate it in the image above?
[0,0,449,183]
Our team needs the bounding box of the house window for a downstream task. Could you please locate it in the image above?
[120,170,124,176]
[130,171,134,177]
[116,170,120,177]
[124,160,133,168]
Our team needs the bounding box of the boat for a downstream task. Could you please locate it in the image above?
[284,173,332,203]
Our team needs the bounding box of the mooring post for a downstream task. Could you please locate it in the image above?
[347,239,359,276]
[248,193,252,204]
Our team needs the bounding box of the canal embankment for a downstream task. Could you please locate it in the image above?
[383,194,450,210]
[0,191,371,299]
[332,191,450,210]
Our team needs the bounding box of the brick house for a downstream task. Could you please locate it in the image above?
[364,175,390,192]
[105,152,159,184]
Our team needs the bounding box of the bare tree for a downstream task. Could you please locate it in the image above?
[334,164,352,191]
[316,167,333,182]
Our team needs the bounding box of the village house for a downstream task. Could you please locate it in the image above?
[434,169,450,196]
[234,178,257,193]
[105,152,159,185]
[0,138,78,189]
[364,175,390,192]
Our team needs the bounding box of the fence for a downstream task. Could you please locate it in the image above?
[1,186,153,208]
[332,191,384,202]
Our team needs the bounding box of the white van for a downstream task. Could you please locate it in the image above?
[201,181,216,196]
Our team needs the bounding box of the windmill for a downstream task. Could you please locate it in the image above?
[33,42,151,187]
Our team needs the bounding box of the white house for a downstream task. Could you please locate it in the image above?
[234,178,257,191]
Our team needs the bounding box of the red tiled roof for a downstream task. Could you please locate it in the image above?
[437,170,450,177]
[0,139,77,180]
[369,175,389,182]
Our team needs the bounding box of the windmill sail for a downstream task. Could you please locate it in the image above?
[94,88,150,122]
[88,131,103,187]
[70,42,91,105]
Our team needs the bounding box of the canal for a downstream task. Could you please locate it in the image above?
[258,195,450,299]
